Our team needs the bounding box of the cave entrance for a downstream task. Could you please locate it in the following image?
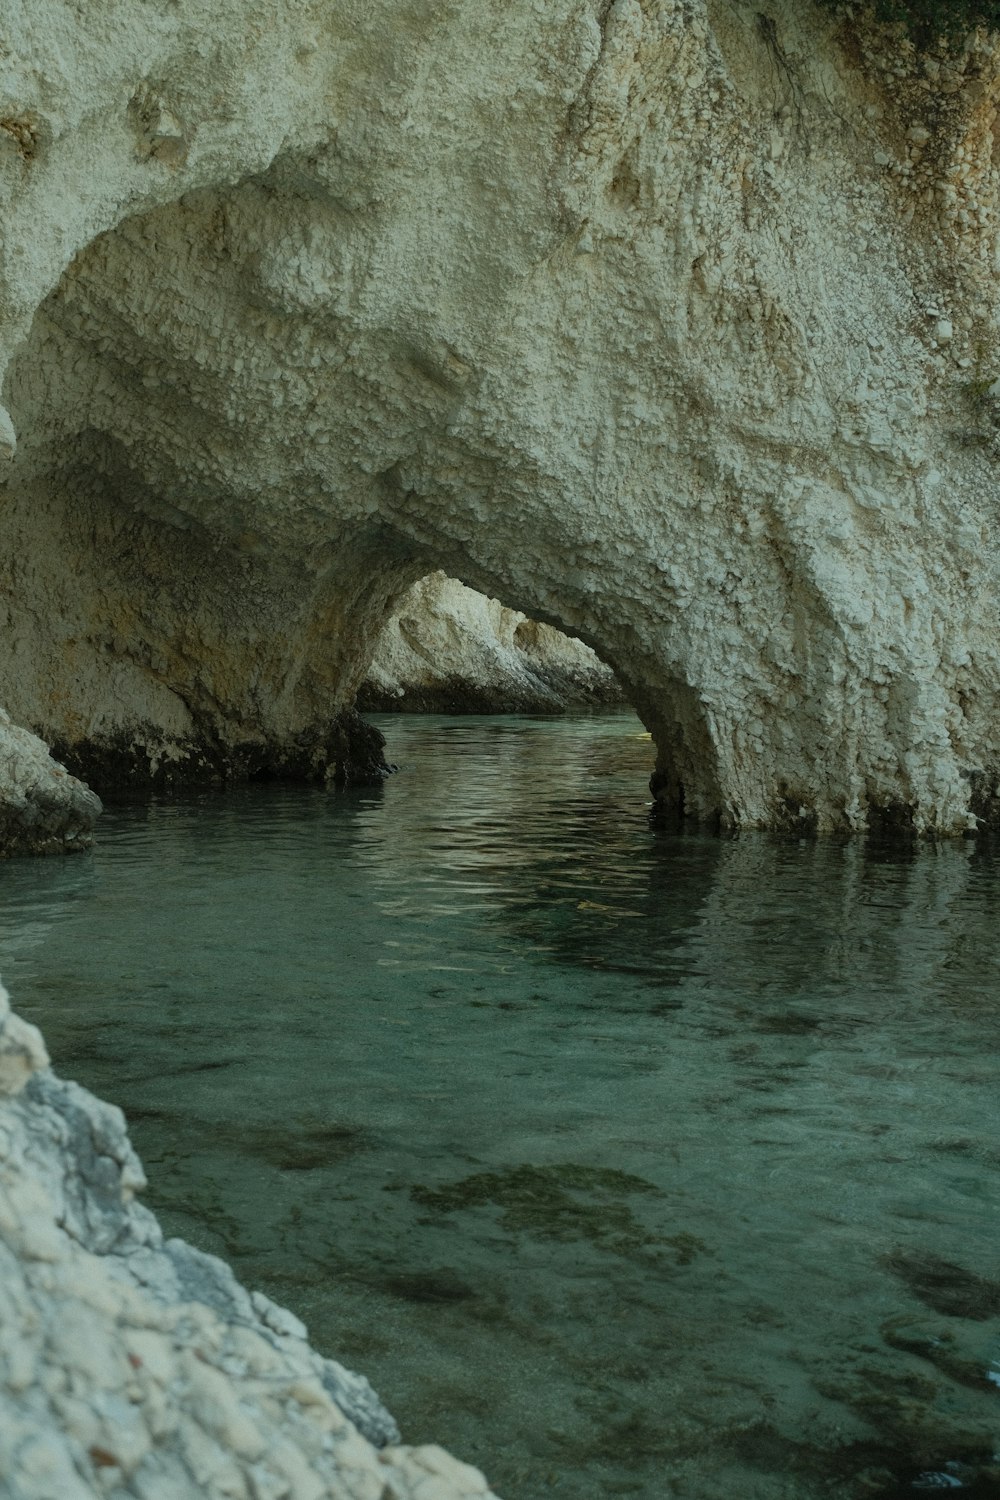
[357,572,626,717]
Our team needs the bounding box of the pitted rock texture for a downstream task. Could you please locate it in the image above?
[2,0,1000,829]
[360,574,622,713]
[0,979,498,1500]
[0,708,102,857]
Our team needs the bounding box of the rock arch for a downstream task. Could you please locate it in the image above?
[3,0,1000,834]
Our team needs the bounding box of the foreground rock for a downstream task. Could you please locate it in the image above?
[360,574,622,713]
[0,709,102,857]
[0,979,498,1499]
[3,1,1000,830]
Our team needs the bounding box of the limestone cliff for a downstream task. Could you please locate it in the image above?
[0,978,498,1500]
[2,0,1000,830]
[360,574,622,712]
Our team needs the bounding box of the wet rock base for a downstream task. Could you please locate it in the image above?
[47,710,391,793]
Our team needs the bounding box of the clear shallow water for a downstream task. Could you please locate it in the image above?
[1,713,999,1499]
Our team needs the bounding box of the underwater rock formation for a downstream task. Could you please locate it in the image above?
[0,978,498,1499]
[360,574,621,712]
[2,0,1000,829]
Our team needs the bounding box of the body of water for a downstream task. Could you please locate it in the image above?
[0,713,998,1498]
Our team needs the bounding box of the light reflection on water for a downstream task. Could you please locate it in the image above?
[1,713,999,1499]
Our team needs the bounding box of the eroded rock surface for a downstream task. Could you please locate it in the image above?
[0,708,101,857]
[0,979,498,1500]
[2,0,1000,829]
[361,574,622,712]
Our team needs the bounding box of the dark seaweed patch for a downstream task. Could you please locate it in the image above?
[382,1270,477,1305]
[885,1251,1000,1321]
[410,1162,668,1255]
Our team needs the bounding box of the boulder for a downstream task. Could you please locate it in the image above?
[0,709,101,857]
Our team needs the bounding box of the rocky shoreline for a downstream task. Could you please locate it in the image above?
[0,977,498,1499]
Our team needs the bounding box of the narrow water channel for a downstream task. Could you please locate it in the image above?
[1,714,998,1498]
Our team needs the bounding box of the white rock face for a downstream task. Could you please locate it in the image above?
[362,573,621,712]
[2,0,1000,829]
[0,978,499,1500]
[0,708,102,857]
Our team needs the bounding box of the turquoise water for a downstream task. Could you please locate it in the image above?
[1,713,999,1498]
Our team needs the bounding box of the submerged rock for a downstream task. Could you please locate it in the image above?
[0,977,498,1499]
